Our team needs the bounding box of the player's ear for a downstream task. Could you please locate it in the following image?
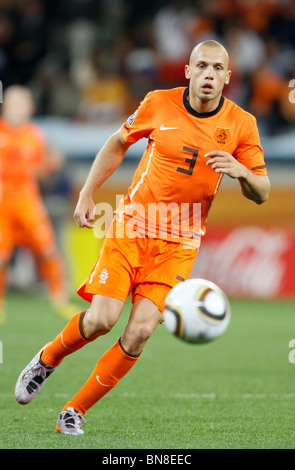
[184,65,191,80]
[224,69,231,85]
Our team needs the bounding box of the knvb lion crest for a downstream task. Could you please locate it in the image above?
[98,268,109,284]
[212,127,232,148]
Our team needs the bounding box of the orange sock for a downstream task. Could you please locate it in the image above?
[63,338,140,415]
[41,310,97,368]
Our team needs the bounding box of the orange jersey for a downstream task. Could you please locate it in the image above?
[0,117,46,199]
[119,87,267,246]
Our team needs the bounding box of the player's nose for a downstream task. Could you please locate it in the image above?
[205,67,214,79]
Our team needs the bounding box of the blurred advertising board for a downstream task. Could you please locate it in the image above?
[191,226,295,298]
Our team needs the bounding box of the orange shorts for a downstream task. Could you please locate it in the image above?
[0,193,57,260]
[78,219,198,313]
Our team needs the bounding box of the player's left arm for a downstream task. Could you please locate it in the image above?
[35,145,65,179]
[205,150,270,204]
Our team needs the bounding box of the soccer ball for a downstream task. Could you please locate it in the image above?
[163,278,231,344]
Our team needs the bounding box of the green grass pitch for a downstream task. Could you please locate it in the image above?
[0,290,295,449]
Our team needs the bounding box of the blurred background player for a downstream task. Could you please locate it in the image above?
[0,85,75,324]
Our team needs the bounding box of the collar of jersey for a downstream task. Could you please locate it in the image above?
[183,87,224,118]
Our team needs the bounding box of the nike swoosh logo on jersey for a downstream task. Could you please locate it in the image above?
[160,124,178,130]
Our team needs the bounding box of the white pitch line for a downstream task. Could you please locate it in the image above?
[2,392,295,399]
[171,393,295,399]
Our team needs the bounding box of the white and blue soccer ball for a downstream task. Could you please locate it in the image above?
[164,278,231,344]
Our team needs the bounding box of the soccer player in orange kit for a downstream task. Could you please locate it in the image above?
[15,41,270,434]
[0,86,74,323]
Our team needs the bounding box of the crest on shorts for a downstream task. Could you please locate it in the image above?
[98,268,109,284]
[212,127,232,148]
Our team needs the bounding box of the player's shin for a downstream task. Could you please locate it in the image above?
[41,310,102,368]
[37,253,67,303]
[61,338,140,415]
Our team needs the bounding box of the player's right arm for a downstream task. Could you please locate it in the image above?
[74,92,153,229]
[74,129,132,228]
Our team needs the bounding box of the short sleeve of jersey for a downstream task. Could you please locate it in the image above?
[233,115,267,175]
[121,92,153,143]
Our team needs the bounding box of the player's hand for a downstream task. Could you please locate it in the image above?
[74,193,95,229]
[205,150,248,179]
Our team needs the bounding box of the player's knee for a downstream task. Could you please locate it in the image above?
[128,321,155,344]
[83,295,124,338]
[121,321,157,356]
[35,248,59,262]
[84,308,117,337]
[139,323,156,342]
[98,315,117,334]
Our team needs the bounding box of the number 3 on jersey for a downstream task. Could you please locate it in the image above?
[177,146,199,176]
